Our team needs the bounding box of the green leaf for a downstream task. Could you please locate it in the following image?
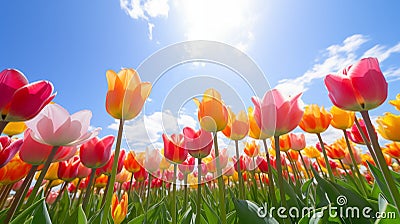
[374,194,400,223]
[202,194,220,223]
[367,161,400,205]
[233,198,278,224]
[10,198,45,224]
[31,198,52,224]
[78,205,87,224]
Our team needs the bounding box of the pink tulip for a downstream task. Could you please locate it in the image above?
[0,69,55,122]
[0,136,23,168]
[324,57,387,111]
[19,130,77,165]
[79,136,114,168]
[178,156,195,175]
[46,191,59,205]
[26,104,100,146]
[144,147,161,173]
[289,133,306,151]
[251,89,304,136]
[183,127,213,159]
[77,162,92,179]
[58,156,80,182]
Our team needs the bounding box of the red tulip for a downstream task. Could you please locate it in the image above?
[133,166,147,182]
[58,156,80,182]
[178,157,195,175]
[162,133,188,164]
[0,136,23,168]
[232,155,246,172]
[19,130,77,165]
[347,119,376,145]
[324,57,387,111]
[251,89,303,136]
[77,162,92,179]
[0,69,55,122]
[257,156,269,173]
[183,127,213,159]
[79,136,114,168]
[97,149,126,176]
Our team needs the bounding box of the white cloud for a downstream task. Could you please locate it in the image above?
[108,110,198,150]
[275,35,400,96]
[303,126,343,147]
[120,0,169,40]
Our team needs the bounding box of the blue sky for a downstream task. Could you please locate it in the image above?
[1,1,400,151]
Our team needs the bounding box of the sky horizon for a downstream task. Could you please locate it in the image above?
[1,1,400,153]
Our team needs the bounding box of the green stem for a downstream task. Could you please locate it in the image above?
[127,172,134,198]
[172,164,177,224]
[316,133,335,182]
[101,118,124,224]
[235,140,245,199]
[196,158,202,224]
[262,139,277,207]
[360,111,400,215]
[183,174,188,212]
[338,159,359,189]
[274,136,289,224]
[213,132,227,224]
[144,173,153,223]
[342,130,368,196]
[299,152,311,179]
[83,168,96,213]
[72,178,82,203]
[0,185,12,210]
[26,146,59,207]
[354,118,379,167]
[101,175,111,207]
[315,158,326,178]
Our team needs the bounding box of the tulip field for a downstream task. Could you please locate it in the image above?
[1,57,400,224]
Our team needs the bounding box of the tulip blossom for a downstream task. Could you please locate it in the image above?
[178,157,195,175]
[299,104,332,134]
[77,162,91,179]
[133,166,147,182]
[124,151,143,173]
[324,57,387,111]
[116,169,131,184]
[0,154,31,185]
[251,89,304,136]
[19,130,77,165]
[46,191,59,205]
[97,150,126,176]
[244,140,260,157]
[193,88,228,132]
[330,106,355,130]
[162,133,188,164]
[183,127,213,159]
[0,136,23,168]
[232,155,246,172]
[111,192,128,224]
[58,156,80,182]
[248,107,270,139]
[94,174,109,188]
[271,134,291,152]
[43,163,59,181]
[144,147,161,173]
[347,119,376,145]
[390,94,400,111]
[105,68,151,120]
[80,135,114,168]
[383,142,400,159]
[257,156,269,173]
[376,112,400,141]
[326,142,346,160]
[222,108,249,140]
[2,121,27,136]
[302,146,321,159]
[289,133,306,151]
[159,156,171,171]
[0,68,55,123]
[343,147,362,166]
[205,148,229,172]
[26,104,100,146]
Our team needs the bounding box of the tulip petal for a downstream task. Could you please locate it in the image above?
[71,110,92,136]
[0,69,28,114]
[324,74,363,111]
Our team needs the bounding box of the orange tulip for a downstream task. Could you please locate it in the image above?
[383,142,400,159]
[222,108,249,140]
[106,68,151,120]
[95,174,109,188]
[330,106,355,130]
[299,104,332,133]
[111,192,128,224]
[116,169,131,184]
[326,141,346,160]
[193,88,228,132]
[123,151,142,173]
[2,121,27,136]
[248,107,270,139]
[389,94,400,111]
[271,134,291,152]
[302,146,321,159]
[243,140,260,157]
[0,154,31,185]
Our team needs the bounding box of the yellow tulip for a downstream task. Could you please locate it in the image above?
[330,106,355,130]
[193,88,228,132]
[248,107,270,139]
[270,134,291,152]
[390,94,400,111]
[299,104,332,133]
[43,163,59,181]
[2,121,27,136]
[376,112,400,141]
[222,108,249,140]
[244,140,260,157]
[106,68,151,120]
[111,192,128,224]
[302,146,321,159]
